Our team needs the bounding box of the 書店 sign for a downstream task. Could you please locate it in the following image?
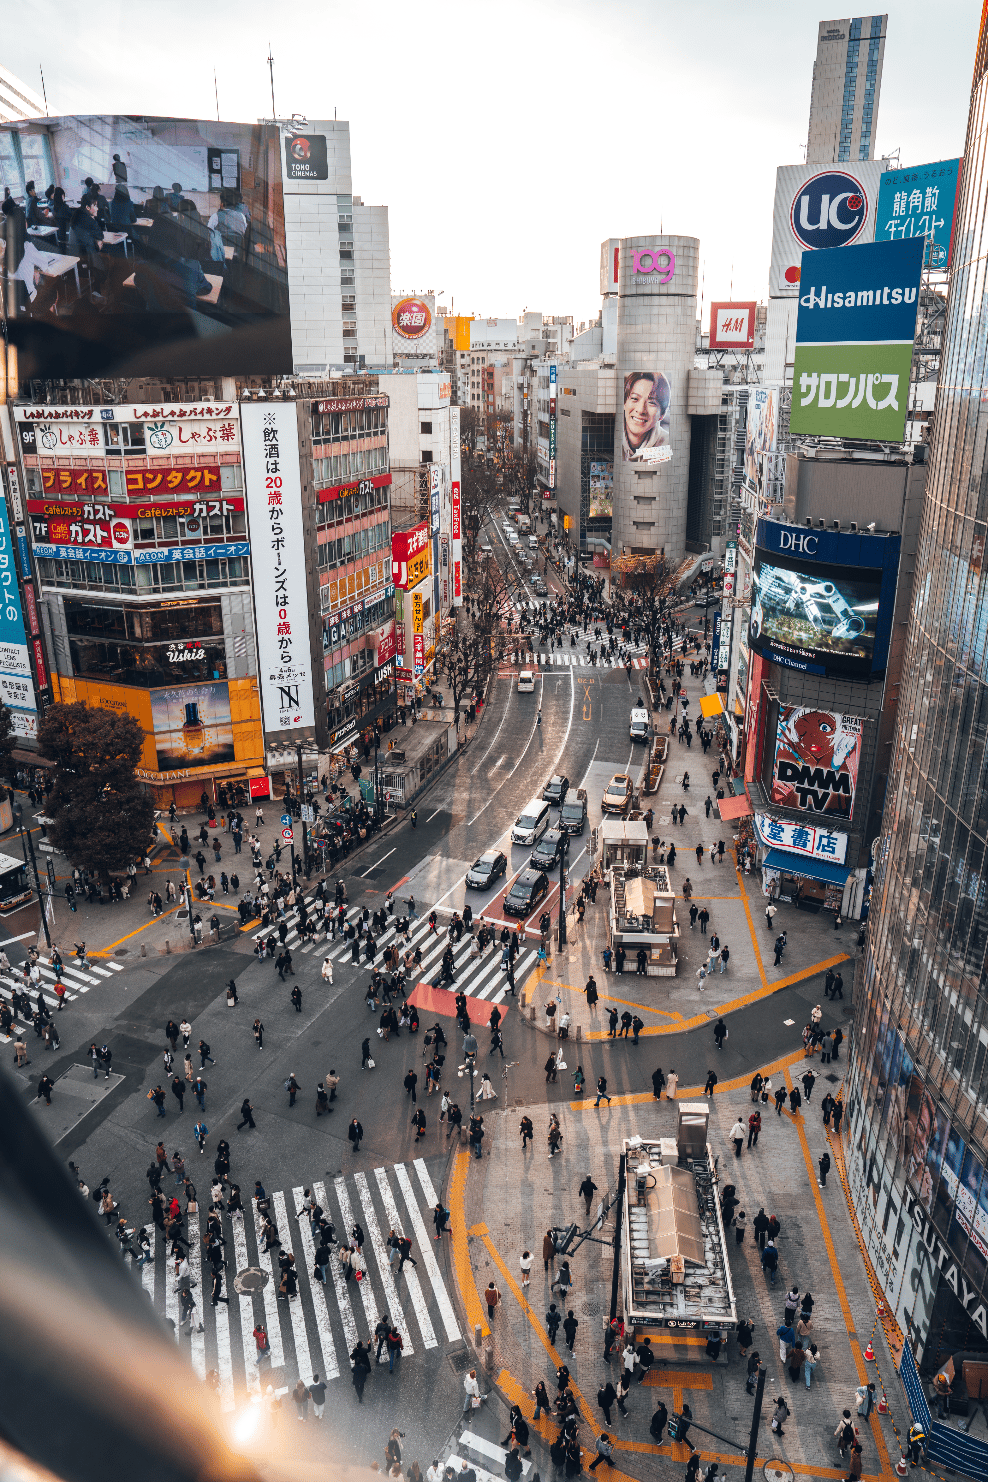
[241,402,315,737]
[754,812,847,864]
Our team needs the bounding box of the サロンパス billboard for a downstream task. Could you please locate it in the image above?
[875,158,962,268]
[789,237,924,442]
[7,116,290,379]
[771,707,862,820]
[621,371,671,462]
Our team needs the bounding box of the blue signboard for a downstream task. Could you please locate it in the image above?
[875,158,962,268]
[15,526,31,581]
[0,492,38,735]
[33,542,250,565]
[795,237,925,346]
[710,609,721,670]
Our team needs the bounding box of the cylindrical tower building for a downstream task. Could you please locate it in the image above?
[845,12,988,1370]
[611,236,698,566]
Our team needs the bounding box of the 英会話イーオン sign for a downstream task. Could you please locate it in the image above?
[789,236,924,442]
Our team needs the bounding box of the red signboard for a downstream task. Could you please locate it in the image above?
[317,471,392,504]
[391,522,430,564]
[249,775,271,799]
[709,302,757,351]
[37,466,223,496]
[451,482,461,540]
[454,558,461,599]
[28,496,243,517]
[743,651,765,787]
[314,395,389,414]
[375,620,396,669]
[32,637,47,690]
[22,583,39,637]
[413,633,425,671]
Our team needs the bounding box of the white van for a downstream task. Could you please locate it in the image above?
[517,669,536,693]
[528,535,539,550]
[629,705,650,741]
[512,797,551,846]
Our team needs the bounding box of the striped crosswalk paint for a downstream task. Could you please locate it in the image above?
[132,1161,455,1405]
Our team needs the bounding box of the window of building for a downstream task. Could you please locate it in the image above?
[421,450,433,463]
[420,421,432,434]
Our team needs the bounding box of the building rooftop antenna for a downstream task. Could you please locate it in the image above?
[267,43,276,122]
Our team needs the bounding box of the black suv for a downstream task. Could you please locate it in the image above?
[543,775,569,805]
[530,829,563,871]
[559,787,588,835]
[504,869,549,917]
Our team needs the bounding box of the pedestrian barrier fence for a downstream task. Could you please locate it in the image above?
[899,1339,988,1479]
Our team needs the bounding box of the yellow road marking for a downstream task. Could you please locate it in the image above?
[570,1047,807,1109]
[783,1065,894,1478]
[87,903,183,958]
[449,1147,487,1336]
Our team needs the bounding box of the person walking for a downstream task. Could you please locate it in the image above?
[713,1018,727,1049]
[588,1436,613,1473]
[595,1076,611,1107]
[652,1067,666,1099]
[563,1310,579,1352]
[819,1151,832,1187]
[485,1282,501,1320]
[666,1070,678,1099]
[748,1109,762,1149]
[761,1239,779,1285]
[650,1402,668,1445]
[348,1118,364,1152]
[774,1084,787,1116]
[237,1098,255,1130]
[579,1175,599,1216]
[730,1118,744,1157]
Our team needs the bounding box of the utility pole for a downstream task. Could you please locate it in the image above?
[295,742,310,876]
[744,1364,767,1482]
[267,43,276,122]
[609,1152,625,1320]
[19,820,49,948]
[558,830,569,949]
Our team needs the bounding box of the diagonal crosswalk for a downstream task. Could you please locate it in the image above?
[133,1158,457,1410]
[250,902,538,1002]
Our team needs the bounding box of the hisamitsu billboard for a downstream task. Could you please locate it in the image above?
[789,236,924,441]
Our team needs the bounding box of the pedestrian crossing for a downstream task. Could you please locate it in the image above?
[444,1430,534,1482]
[0,954,124,1039]
[250,902,539,1004]
[136,1158,458,1410]
[508,650,650,670]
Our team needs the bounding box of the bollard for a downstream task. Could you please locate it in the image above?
[140,944,147,957]
[529,1003,536,1023]
[576,1024,582,1042]
[483,1342,494,1373]
[165,940,170,953]
[474,1323,483,1349]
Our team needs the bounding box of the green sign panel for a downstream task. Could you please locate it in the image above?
[789,342,914,441]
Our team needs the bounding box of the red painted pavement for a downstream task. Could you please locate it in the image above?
[408,983,509,1026]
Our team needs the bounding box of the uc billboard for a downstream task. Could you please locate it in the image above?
[789,237,924,442]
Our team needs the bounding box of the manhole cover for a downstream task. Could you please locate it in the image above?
[234,1266,268,1295]
[582,1300,602,1317]
[177,910,189,920]
[825,1073,840,1083]
[448,1350,474,1373]
[763,1463,793,1482]
[114,949,130,957]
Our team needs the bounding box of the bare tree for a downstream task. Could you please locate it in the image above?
[610,550,674,678]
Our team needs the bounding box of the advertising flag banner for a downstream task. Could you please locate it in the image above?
[771,707,862,821]
[241,402,315,737]
[790,236,924,441]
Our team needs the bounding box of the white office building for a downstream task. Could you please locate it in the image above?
[806,15,887,165]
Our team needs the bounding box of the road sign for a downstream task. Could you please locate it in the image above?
[282,826,294,841]
[281,813,292,826]
[300,804,314,823]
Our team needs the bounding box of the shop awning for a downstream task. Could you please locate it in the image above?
[700,693,724,718]
[718,795,752,820]
[763,848,852,887]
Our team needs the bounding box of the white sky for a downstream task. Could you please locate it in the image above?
[5,0,978,327]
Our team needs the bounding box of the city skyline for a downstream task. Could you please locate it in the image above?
[2,0,976,327]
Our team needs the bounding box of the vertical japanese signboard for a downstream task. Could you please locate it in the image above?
[548,364,557,489]
[242,402,315,736]
[875,159,962,268]
[450,406,463,606]
[0,483,38,738]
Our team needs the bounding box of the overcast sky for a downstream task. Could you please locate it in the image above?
[5,0,978,326]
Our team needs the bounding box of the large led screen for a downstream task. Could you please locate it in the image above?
[3,116,290,377]
[749,547,882,677]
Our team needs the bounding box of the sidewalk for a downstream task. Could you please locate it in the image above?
[447,1076,909,1481]
[518,733,853,1042]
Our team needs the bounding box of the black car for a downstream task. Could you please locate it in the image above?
[465,850,508,890]
[542,775,570,805]
[504,869,549,918]
[559,787,588,835]
[530,829,563,870]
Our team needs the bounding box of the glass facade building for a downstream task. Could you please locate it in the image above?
[845,18,988,1370]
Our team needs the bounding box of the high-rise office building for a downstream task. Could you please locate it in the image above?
[0,60,45,126]
[806,15,887,164]
[845,12,988,1371]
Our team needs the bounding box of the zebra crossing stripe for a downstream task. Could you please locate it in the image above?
[229,1212,262,1395]
[312,1180,359,1354]
[187,1209,207,1379]
[371,1167,437,1350]
[354,1170,432,1350]
[333,1175,383,1337]
[392,1162,459,1342]
[272,1192,316,1384]
[290,1186,341,1379]
[252,1212,288,1368]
